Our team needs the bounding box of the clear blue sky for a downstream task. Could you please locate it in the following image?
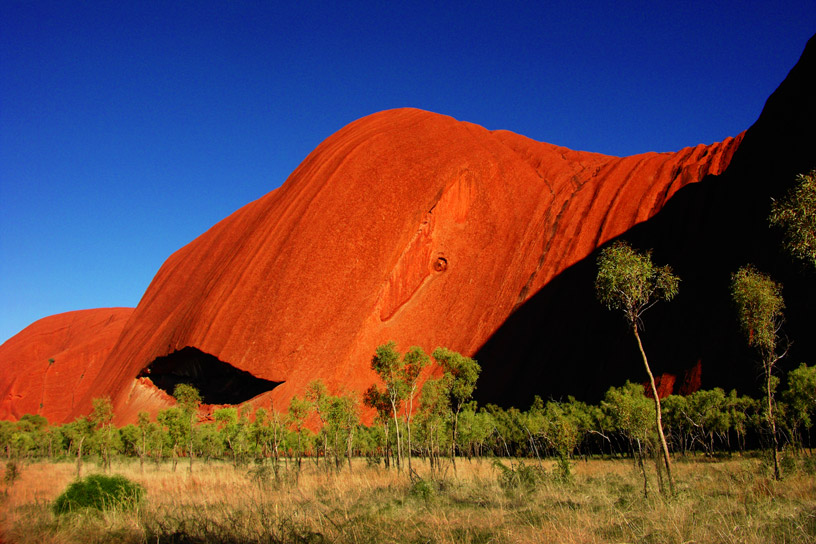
[1,1,814,344]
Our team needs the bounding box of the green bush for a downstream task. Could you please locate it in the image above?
[3,460,20,486]
[409,478,436,501]
[53,473,145,515]
[493,459,544,492]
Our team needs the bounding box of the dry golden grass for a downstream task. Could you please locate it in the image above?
[1,455,814,543]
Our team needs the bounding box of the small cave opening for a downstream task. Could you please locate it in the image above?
[137,347,281,405]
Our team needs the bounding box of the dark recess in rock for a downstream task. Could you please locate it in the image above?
[138,347,280,405]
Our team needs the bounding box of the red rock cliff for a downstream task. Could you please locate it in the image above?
[0,308,132,422]
[76,107,742,422]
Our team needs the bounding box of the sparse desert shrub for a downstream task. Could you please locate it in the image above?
[492,459,544,492]
[52,473,144,514]
[3,460,20,486]
[802,454,816,475]
[554,454,573,483]
[247,458,274,489]
[409,477,436,501]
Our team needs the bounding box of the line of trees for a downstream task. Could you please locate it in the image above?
[1,362,813,478]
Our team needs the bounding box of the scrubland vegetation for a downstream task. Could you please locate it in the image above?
[2,454,815,543]
[1,169,814,542]
[1,363,814,543]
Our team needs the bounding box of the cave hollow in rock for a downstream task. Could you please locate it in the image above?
[137,347,280,405]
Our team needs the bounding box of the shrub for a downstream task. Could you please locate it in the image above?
[247,459,274,489]
[3,460,20,486]
[409,478,436,501]
[493,459,544,492]
[53,473,145,514]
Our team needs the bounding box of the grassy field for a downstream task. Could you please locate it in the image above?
[1,455,814,543]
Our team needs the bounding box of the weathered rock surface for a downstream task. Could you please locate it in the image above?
[0,308,132,422]
[89,112,742,423]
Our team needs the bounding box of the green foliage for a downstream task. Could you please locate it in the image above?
[595,240,680,324]
[52,473,144,514]
[731,265,785,357]
[769,169,816,271]
[3,460,20,486]
[370,342,407,401]
[783,363,816,446]
[432,347,480,414]
[408,477,436,501]
[601,381,654,445]
[172,383,201,411]
[492,458,544,492]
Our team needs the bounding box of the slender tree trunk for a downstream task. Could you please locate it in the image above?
[390,399,403,471]
[653,448,665,495]
[636,438,648,498]
[382,421,391,469]
[634,324,675,495]
[406,393,414,474]
[451,409,459,474]
[76,436,85,479]
[765,362,781,480]
[140,430,147,474]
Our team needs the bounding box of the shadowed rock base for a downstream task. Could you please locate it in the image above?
[137,347,280,405]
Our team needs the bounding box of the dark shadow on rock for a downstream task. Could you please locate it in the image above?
[474,33,816,408]
[138,346,281,405]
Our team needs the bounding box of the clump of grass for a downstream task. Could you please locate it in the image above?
[3,460,20,487]
[408,477,436,502]
[492,458,545,492]
[52,473,145,515]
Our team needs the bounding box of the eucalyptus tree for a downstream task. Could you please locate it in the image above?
[173,384,201,473]
[725,390,757,453]
[91,397,115,471]
[370,342,408,470]
[65,416,95,478]
[251,406,286,474]
[416,377,450,476]
[325,391,360,471]
[602,381,655,496]
[120,416,152,473]
[157,407,185,471]
[595,240,679,494]
[782,363,816,452]
[287,394,312,472]
[770,169,816,271]
[683,388,730,456]
[432,347,481,473]
[363,383,393,468]
[401,346,429,473]
[731,265,787,480]
[214,406,250,467]
[305,379,331,469]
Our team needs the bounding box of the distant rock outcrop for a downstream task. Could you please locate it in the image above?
[0,308,132,422]
[3,35,814,424]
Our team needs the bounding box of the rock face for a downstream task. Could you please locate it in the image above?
[0,308,132,422]
[85,110,744,423]
[3,35,814,424]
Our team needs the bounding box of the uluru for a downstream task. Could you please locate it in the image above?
[2,35,815,425]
